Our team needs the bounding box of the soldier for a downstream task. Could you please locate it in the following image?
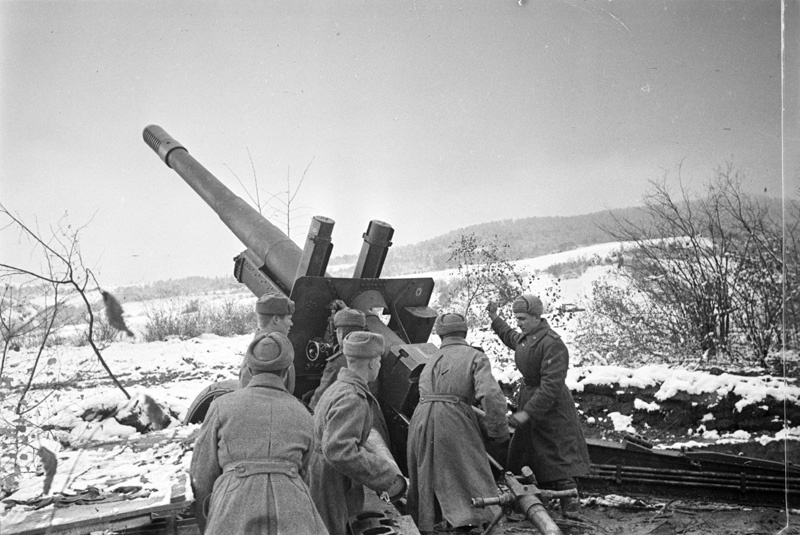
[308,331,407,535]
[487,294,590,515]
[308,307,367,410]
[407,312,509,533]
[190,332,327,534]
[239,292,295,390]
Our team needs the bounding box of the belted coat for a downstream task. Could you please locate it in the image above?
[308,368,401,535]
[491,317,590,483]
[190,373,327,534]
[406,337,509,531]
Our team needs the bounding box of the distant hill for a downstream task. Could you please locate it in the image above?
[334,194,787,276]
[332,206,651,276]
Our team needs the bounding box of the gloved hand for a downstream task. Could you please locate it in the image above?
[486,301,498,319]
[386,474,408,503]
[484,436,510,471]
[328,299,347,312]
[508,411,530,428]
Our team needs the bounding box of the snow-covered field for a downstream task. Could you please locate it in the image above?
[2,241,799,532]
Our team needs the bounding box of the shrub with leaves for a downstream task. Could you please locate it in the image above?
[437,233,525,326]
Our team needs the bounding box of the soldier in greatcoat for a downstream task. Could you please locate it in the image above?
[308,331,407,535]
[239,292,295,390]
[308,307,366,410]
[190,332,327,534]
[407,312,509,533]
[487,294,590,515]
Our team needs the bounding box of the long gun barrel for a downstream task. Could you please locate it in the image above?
[143,125,302,294]
[144,125,438,476]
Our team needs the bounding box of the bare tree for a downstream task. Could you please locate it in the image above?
[225,150,314,239]
[0,204,130,409]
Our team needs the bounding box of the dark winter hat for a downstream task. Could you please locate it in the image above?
[512,294,544,317]
[245,332,294,372]
[334,308,366,329]
[343,331,385,359]
[256,292,295,315]
[434,312,468,337]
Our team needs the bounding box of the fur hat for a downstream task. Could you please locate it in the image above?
[256,293,295,315]
[434,312,468,337]
[245,332,294,373]
[334,308,366,329]
[512,294,544,317]
[343,331,385,359]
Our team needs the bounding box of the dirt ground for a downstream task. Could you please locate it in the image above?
[448,499,799,535]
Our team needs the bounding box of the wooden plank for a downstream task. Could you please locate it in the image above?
[3,462,191,534]
[2,496,190,535]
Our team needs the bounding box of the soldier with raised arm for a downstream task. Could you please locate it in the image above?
[487,294,590,516]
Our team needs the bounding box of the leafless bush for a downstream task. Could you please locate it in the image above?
[142,298,255,342]
[597,163,798,366]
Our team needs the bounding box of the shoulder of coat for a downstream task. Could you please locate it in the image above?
[545,329,561,340]
[338,380,367,399]
[470,345,486,353]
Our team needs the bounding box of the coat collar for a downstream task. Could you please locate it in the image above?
[521,317,551,341]
[440,337,470,348]
[246,372,289,392]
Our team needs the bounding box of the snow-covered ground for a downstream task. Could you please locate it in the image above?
[2,241,798,530]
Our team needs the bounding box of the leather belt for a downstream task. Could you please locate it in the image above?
[223,459,300,478]
[419,394,470,405]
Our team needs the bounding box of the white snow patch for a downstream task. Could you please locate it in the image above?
[634,398,660,412]
[608,412,636,434]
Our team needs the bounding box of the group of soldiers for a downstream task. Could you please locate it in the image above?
[189,291,589,535]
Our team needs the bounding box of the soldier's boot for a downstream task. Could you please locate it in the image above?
[560,495,581,517]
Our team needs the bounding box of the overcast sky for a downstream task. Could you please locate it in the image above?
[2,0,798,287]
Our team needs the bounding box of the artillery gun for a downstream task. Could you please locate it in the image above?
[142,125,800,535]
[143,125,438,470]
[143,124,441,532]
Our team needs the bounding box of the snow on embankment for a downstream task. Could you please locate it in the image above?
[568,363,800,451]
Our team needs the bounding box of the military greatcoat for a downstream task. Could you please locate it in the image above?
[308,368,400,535]
[407,337,509,531]
[308,350,346,410]
[491,317,590,483]
[190,373,327,535]
[308,351,391,446]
